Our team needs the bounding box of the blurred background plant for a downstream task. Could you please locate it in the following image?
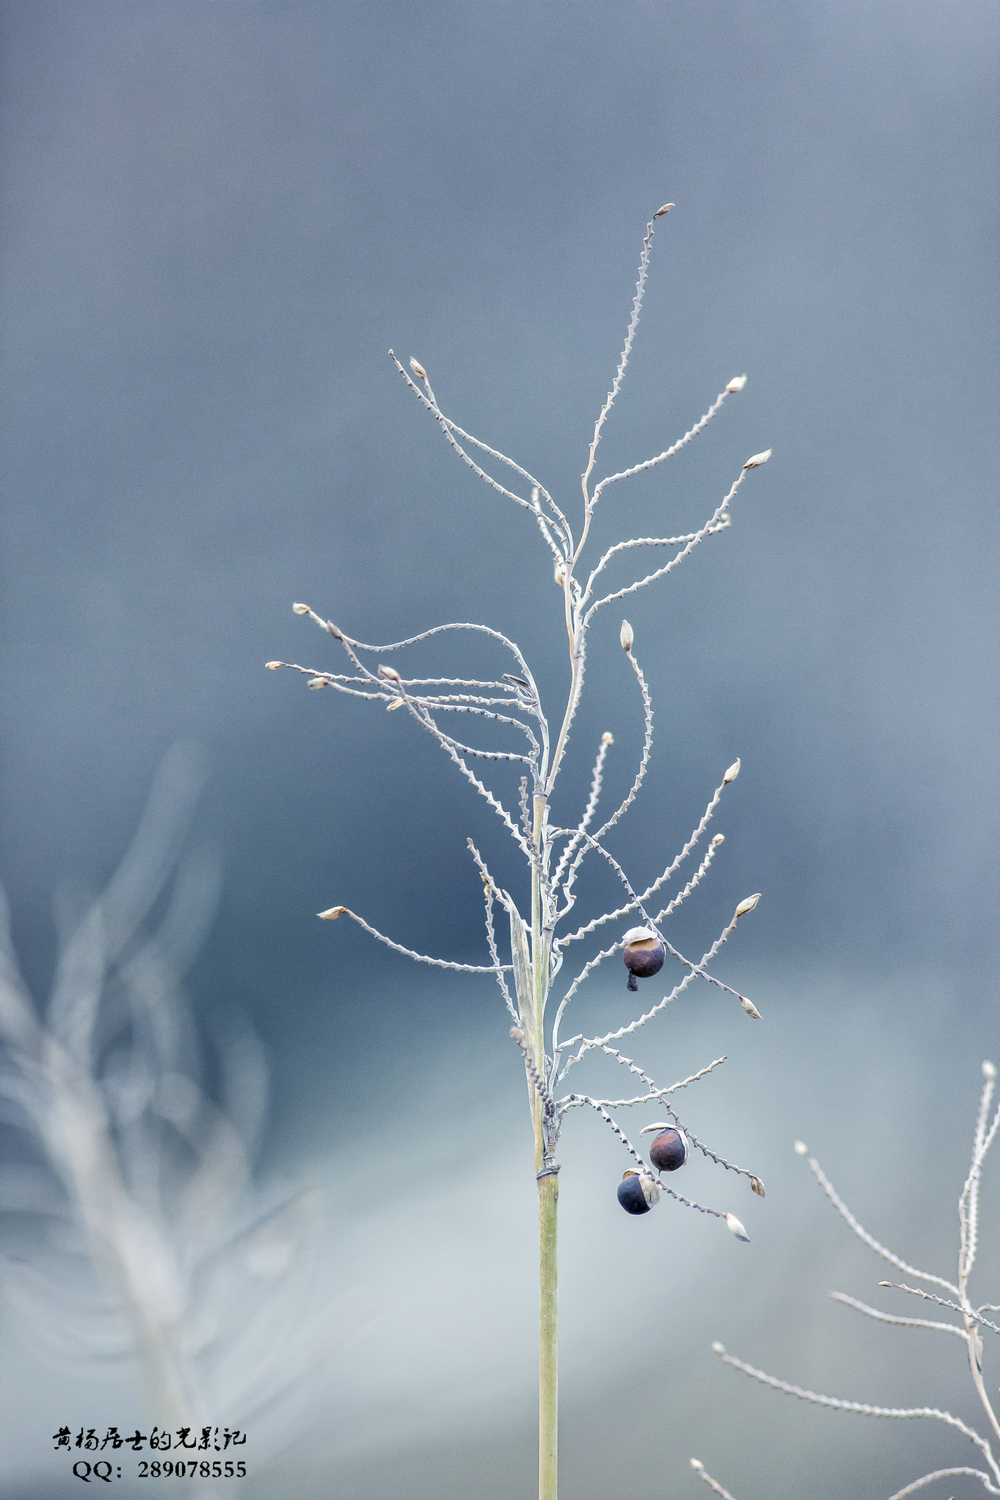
[0,744,335,1489]
[698,1061,1000,1500]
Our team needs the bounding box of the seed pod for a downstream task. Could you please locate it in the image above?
[617,1170,660,1215]
[725,1212,751,1242]
[622,926,665,991]
[643,1124,688,1173]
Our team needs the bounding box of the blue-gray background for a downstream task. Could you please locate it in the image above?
[1,2,998,1497]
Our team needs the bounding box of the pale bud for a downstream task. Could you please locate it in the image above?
[409,357,427,380]
[725,1212,750,1242]
[601,731,614,746]
[265,661,283,670]
[307,677,327,689]
[386,697,405,711]
[318,906,346,919]
[378,664,402,681]
[740,996,763,1020]
[510,1026,524,1045]
[711,833,725,846]
[743,449,772,469]
[654,203,674,217]
[711,1341,725,1354]
[690,1460,704,1472]
[723,759,740,783]
[726,374,748,393]
[620,619,634,652]
[878,1281,892,1287]
[734,893,761,918]
[793,1140,808,1155]
[983,1060,997,1079]
[554,559,567,587]
[326,621,343,639]
[292,602,310,615]
[750,1176,766,1197]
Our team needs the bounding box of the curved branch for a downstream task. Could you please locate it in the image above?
[321,907,508,974]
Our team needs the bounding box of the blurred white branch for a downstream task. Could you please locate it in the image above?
[0,745,337,1480]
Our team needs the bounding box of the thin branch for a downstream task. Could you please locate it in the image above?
[589,382,734,508]
[470,849,519,1024]
[556,649,653,909]
[887,1468,1000,1499]
[829,1292,966,1340]
[581,210,665,511]
[439,415,573,554]
[885,1284,1000,1337]
[321,907,507,974]
[389,352,540,520]
[556,912,746,1077]
[805,1155,959,1296]
[583,467,752,625]
[716,1348,1000,1483]
[961,1082,1000,1284]
[690,1462,741,1500]
[551,733,613,892]
[559,769,732,945]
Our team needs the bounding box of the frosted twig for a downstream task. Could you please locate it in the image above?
[439,415,573,554]
[408,702,537,766]
[555,1056,725,1115]
[805,1154,959,1295]
[888,1468,1000,1498]
[556,914,742,1077]
[551,732,613,892]
[581,210,664,513]
[689,1460,740,1500]
[389,352,543,523]
[584,468,751,624]
[581,530,708,601]
[297,607,539,690]
[829,1292,966,1340]
[559,768,732,944]
[882,1284,1000,1337]
[714,1348,1000,1482]
[473,852,519,1023]
[556,651,653,908]
[321,907,507,974]
[961,1076,1000,1283]
[590,382,734,507]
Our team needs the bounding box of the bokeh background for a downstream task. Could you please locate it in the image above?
[1,2,998,1496]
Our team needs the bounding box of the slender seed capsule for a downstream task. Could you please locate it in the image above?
[622,926,665,992]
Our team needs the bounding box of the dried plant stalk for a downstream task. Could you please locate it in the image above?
[276,208,772,1499]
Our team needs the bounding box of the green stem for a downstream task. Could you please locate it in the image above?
[538,1169,559,1500]
[530,787,557,1500]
